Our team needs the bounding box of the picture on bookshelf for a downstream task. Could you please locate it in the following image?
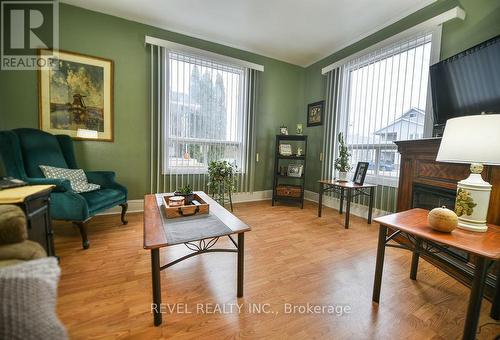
[288,164,303,177]
[279,144,292,156]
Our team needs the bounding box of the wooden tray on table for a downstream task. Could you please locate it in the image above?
[161,193,209,219]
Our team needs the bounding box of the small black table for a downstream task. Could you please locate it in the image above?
[318,180,376,228]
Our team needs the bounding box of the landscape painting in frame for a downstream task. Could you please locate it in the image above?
[38,50,114,141]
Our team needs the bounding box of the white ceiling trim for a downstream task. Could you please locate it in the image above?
[321,6,466,74]
[305,0,437,67]
[145,36,264,72]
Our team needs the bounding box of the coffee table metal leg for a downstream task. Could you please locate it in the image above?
[345,189,351,229]
[463,257,489,340]
[410,238,422,280]
[151,248,162,326]
[237,233,245,297]
[372,225,387,303]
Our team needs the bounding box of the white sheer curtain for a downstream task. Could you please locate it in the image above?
[323,30,439,213]
[148,42,260,194]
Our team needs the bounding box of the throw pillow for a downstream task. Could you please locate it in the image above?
[0,257,68,340]
[39,165,100,193]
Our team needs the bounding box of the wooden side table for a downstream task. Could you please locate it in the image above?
[317,180,376,228]
[0,185,56,256]
[372,209,500,340]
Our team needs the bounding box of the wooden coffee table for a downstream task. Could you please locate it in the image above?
[143,191,251,326]
[318,180,376,228]
[372,209,500,340]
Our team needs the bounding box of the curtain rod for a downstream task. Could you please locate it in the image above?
[321,6,466,75]
[145,36,264,72]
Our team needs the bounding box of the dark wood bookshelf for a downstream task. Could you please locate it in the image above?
[272,134,307,208]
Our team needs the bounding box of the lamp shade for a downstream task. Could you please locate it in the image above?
[436,114,500,165]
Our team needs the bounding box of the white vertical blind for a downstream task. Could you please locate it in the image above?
[323,30,439,213]
[148,43,260,194]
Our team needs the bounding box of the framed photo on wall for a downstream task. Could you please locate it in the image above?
[353,162,369,185]
[307,100,324,127]
[38,49,114,141]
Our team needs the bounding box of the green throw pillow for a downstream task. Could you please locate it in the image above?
[39,165,100,193]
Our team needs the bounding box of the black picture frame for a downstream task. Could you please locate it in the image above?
[307,100,324,127]
[353,162,369,185]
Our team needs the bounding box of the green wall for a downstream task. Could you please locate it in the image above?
[0,4,304,199]
[302,0,500,193]
[1,1,499,200]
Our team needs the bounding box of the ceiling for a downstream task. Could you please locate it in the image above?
[62,0,436,67]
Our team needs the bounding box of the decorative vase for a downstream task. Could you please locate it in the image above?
[338,171,348,182]
[428,206,458,232]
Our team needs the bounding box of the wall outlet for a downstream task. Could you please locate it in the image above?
[256,153,259,162]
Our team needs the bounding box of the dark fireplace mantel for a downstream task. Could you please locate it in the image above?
[395,137,500,300]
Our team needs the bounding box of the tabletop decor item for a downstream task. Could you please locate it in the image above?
[287,164,303,178]
[296,147,303,157]
[428,206,458,232]
[334,132,351,181]
[162,193,209,218]
[167,196,185,207]
[436,114,500,232]
[296,124,303,135]
[307,101,324,127]
[279,125,288,135]
[38,49,114,141]
[279,144,292,156]
[353,161,369,185]
[174,184,194,204]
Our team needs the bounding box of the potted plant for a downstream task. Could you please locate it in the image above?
[207,160,236,201]
[174,184,194,204]
[334,132,351,182]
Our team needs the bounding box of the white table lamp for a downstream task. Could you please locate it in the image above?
[436,114,500,232]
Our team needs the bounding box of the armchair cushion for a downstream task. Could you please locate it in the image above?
[79,189,126,215]
[39,165,100,193]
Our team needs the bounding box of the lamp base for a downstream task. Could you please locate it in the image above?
[454,163,491,233]
[457,219,488,233]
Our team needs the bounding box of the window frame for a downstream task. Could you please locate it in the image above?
[162,50,247,175]
[335,28,442,187]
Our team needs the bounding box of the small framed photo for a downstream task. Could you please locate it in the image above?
[296,123,303,135]
[279,144,292,156]
[353,162,369,185]
[307,101,324,127]
[280,125,288,135]
[287,164,303,178]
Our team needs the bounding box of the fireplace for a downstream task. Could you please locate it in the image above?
[412,183,469,263]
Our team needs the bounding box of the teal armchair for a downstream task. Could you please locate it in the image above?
[0,128,128,249]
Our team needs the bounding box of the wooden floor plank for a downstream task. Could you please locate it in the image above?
[53,201,500,339]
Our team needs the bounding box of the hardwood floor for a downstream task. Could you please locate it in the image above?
[53,201,500,339]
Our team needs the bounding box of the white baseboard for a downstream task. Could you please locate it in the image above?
[98,189,388,220]
[303,190,389,220]
[97,190,273,216]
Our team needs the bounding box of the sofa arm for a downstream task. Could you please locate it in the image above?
[25,178,72,193]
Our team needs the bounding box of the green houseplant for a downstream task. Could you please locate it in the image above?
[174,184,194,204]
[207,160,236,206]
[334,132,351,182]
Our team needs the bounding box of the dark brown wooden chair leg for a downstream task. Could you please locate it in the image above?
[73,221,90,249]
[120,203,128,225]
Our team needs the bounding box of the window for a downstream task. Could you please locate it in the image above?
[339,33,433,186]
[165,52,246,174]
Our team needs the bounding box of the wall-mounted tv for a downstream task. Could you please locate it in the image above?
[430,35,500,127]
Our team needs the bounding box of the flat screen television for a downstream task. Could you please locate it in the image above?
[430,35,500,128]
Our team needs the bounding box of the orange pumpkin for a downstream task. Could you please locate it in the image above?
[428,206,458,232]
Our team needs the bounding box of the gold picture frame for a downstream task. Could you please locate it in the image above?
[38,49,114,141]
